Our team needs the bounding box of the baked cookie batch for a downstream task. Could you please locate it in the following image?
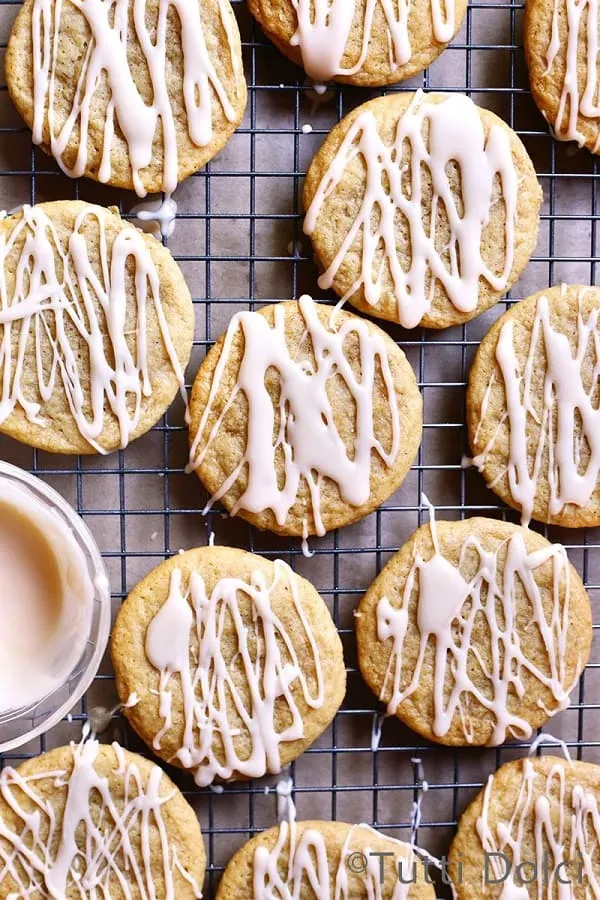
[112,546,346,784]
[303,90,542,329]
[187,298,422,535]
[6,0,247,194]
[0,0,599,896]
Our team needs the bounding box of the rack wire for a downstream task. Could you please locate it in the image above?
[0,0,599,896]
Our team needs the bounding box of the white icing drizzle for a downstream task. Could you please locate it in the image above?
[471,286,600,526]
[301,519,315,558]
[410,761,429,849]
[304,91,519,329]
[87,704,117,735]
[144,558,324,787]
[498,879,530,900]
[544,0,600,150]
[289,0,456,82]
[187,295,402,536]
[376,502,577,745]
[301,536,315,558]
[132,194,178,238]
[125,690,140,708]
[274,774,296,823]
[409,756,438,874]
[477,758,600,899]
[0,738,201,898]
[253,821,413,899]
[87,692,141,734]
[528,731,573,762]
[0,204,187,453]
[370,711,385,751]
[31,0,241,195]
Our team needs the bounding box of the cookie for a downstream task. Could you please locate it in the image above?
[6,0,247,195]
[216,820,435,898]
[0,738,205,898]
[0,201,193,455]
[248,0,467,86]
[303,91,542,330]
[468,284,600,527]
[449,755,600,899]
[525,0,600,154]
[356,511,592,746]
[186,296,422,536]
[111,545,346,786]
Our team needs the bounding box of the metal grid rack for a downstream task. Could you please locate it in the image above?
[0,1,599,897]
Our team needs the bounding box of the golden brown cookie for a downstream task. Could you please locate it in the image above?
[356,513,592,747]
[186,296,422,536]
[6,0,247,195]
[468,284,600,527]
[0,740,205,899]
[0,201,193,455]
[303,91,542,330]
[449,755,600,899]
[216,820,435,898]
[111,545,346,786]
[525,0,600,154]
[248,0,467,86]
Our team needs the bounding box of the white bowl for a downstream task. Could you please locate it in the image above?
[0,462,111,753]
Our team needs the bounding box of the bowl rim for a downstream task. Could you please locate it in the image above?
[0,461,111,753]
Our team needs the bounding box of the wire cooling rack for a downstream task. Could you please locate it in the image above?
[1,1,599,897]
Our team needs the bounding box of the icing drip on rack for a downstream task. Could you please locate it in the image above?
[289,0,456,82]
[132,194,178,238]
[544,0,600,149]
[31,0,240,195]
[0,204,186,453]
[253,821,414,899]
[472,287,600,526]
[145,559,324,787]
[0,738,201,898]
[477,758,600,898]
[377,502,576,745]
[187,295,401,535]
[304,91,518,329]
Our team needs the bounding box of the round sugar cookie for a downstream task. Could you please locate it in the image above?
[0,201,193,455]
[449,755,600,899]
[6,0,247,195]
[216,820,435,899]
[248,0,467,86]
[111,545,346,786]
[467,284,600,527]
[186,296,422,537]
[356,514,592,747]
[303,91,542,330]
[525,0,600,154]
[0,740,205,898]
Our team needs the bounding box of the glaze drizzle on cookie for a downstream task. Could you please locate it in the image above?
[377,505,576,745]
[187,295,402,535]
[304,92,519,329]
[31,0,241,195]
[290,0,456,82]
[0,739,201,898]
[0,204,187,453]
[145,559,325,787]
[472,287,600,526]
[254,820,414,898]
[477,758,600,897]
[545,0,600,149]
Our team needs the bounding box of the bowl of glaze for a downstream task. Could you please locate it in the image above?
[0,462,111,752]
